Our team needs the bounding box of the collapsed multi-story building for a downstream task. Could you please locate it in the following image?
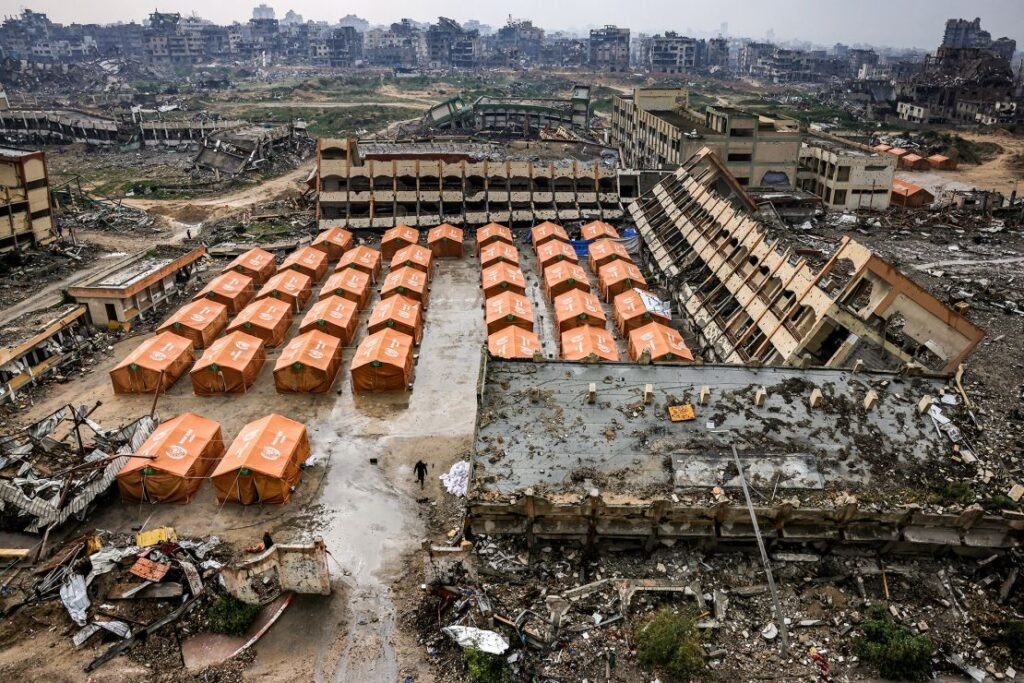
[0,146,54,252]
[589,25,630,71]
[419,86,591,134]
[797,139,897,211]
[611,88,800,187]
[315,138,627,229]
[629,148,984,372]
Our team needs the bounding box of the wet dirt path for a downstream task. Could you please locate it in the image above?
[308,255,484,682]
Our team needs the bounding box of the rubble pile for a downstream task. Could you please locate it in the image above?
[411,536,1024,682]
[0,240,105,309]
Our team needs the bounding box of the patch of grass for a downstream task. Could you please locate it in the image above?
[1003,620,1024,657]
[207,594,261,637]
[464,647,510,683]
[635,607,704,678]
[853,606,934,680]
[927,481,974,506]
[237,105,422,137]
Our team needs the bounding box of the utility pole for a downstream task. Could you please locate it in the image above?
[733,443,789,652]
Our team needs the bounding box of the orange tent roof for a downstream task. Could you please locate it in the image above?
[537,240,579,271]
[279,246,329,283]
[476,223,513,253]
[553,289,606,334]
[613,288,670,334]
[320,268,372,308]
[580,220,619,241]
[488,327,540,360]
[210,414,310,504]
[226,298,293,348]
[428,224,464,258]
[479,242,520,269]
[117,412,224,503]
[337,245,382,280]
[588,238,632,271]
[873,143,892,152]
[481,262,527,298]
[351,328,415,393]
[891,178,932,198]
[157,299,229,350]
[531,221,568,249]
[256,270,313,311]
[274,329,343,393]
[111,332,194,394]
[485,291,534,335]
[224,247,276,284]
[300,295,359,344]
[928,154,950,163]
[311,226,354,260]
[628,322,694,363]
[193,271,256,314]
[560,326,619,362]
[368,294,424,344]
[543,262,590,301]
[598,261,647,301]
[381,224,419,259]
[190,331,266,395]
[382,266,429,307]
[887,147,909,157]
[390,244,434,275]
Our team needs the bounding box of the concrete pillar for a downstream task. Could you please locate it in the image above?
[699,385,711,405]
[863,390,879,411]
[917,395,934,414]
[754,386,767,407]
[809,388,823,409]
[643,383,654,404]
[587,382,597,404]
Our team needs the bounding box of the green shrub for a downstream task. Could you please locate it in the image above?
[465,647,510,683]
[854,607,934,680]
[928,481,973,506]
[635,607,704,678]
[207,594,262,636]
[1004,620,1024,657]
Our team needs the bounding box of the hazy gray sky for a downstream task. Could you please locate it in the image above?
[7,0,1023,51]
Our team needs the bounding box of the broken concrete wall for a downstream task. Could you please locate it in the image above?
[220,538,331,603]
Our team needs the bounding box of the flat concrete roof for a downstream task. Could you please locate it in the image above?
[473,360,950,499]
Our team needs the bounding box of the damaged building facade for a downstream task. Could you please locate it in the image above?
[316,138,627,229]
[629,148,983,373]
[797,138,897,211]
[0,146,54,252]
[420,86,591,134]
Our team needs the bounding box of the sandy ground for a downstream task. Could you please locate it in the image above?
[5,248,483,681]
[900,130,1024,198]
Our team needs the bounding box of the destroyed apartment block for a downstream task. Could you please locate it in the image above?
[420,84,591,134]
[0,146,56,253]
[630,147,984,373]
[316,138,626,229]
[194,122,310,178]
[66,246,205,329]
[467,360,1021,554]
[0,303,88,404]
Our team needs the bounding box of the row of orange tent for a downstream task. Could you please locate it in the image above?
[116,412,309,505]
[474,225,542,360]
[379,224,466,260]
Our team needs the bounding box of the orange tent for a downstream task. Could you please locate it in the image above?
[190,331,266,395]
[279,246,329,283]
[427,224,464,258]
[481,263,527,298]
[224,247,276,285]
[485,291,534,335]
[543,262,590,301]
[193,271,256,315]
[561,326,619,362]
[256,270,313,311]
[117,412,225,504]
[320,268,372,309]
[117,413,221,502]
[628,322,694,363]
[274,329,342,393]
[390,244,434,276]
[479,242,520,269]
[300,295,359,344]
[156,299,228,351]
[613,288,670,335]
[488,327,540,360]
[368,294,424,344]
[337,245,382,281]
[531,221,568,249]
[382,266,429,308]
[211,414,310,505]
[537,240,579,271]
[310,226,354,260]
[351,328,415,393]
[111,332,194,394]
[581,220,619,241]
[598,261,647,301]
[588,239,632,271]
[381,224,419,259]
[226,298,294,348]
[553,290,607,334]
[476,223,513,254]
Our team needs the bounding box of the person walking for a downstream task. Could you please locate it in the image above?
[413,460,428,489]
